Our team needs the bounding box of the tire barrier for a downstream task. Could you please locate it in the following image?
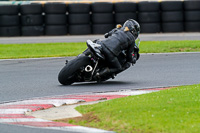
[0,1,200,37]
[20,3,44,36]
[0,4,19,15]
[44,2,67,35]
[161,1,184,32]
[44,2,67,14]
[45,25,67,35]
[21,26,44,36]
[69,24,91,35]
[0,15,20,26]
[138,1,161,33]
[184,1,200,32]
[91,2,114,34]
[20,3,43,15]
[0,4,20,36]
[114,2,137,25]
[68,3,91,35]
[0,26,20,37]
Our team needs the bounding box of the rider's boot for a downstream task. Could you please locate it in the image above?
[94,67,110,79]
[86,40,105,60]
[94,67,115,79]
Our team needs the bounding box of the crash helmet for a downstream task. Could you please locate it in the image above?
[123,19,140,39]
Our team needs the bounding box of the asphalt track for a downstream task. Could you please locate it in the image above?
[1,52,200,103]
[0,33,200,44]
[0,33,200,133]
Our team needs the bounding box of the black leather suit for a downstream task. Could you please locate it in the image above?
[96,27,135,73]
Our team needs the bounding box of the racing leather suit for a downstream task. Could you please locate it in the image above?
[96,26,135,73]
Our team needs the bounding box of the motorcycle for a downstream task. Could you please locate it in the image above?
[58,38,140,85]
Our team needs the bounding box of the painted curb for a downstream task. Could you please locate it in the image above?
[0,88,170,133]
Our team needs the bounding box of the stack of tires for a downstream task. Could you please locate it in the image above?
[20,3,44,36]
[91,2,114,34]
[161,1,184,33]
[68,3,91,35]
[184,0,200,32]
[44,3,67,36]
[138,1,161,33]
[0,4,20,36]
[114,2,137,25]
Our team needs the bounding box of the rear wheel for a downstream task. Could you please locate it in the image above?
[58,56,92,85]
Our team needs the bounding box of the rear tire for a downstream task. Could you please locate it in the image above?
[58,56,92,85]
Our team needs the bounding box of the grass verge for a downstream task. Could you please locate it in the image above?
[140,40,200,53]
[56,84,200,133]
[0,40,200,59]
[0,42,86,59]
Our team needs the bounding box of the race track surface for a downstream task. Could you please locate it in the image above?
[1,53,200,103]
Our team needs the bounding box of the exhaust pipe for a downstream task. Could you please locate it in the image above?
[84,65,93,81]
[85,65,93,72]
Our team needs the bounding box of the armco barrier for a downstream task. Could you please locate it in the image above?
[0,0,200,37]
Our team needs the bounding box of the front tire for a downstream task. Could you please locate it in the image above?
[58,56,92,85]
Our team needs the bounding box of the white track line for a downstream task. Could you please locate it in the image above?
[44,126,115,133]
[0,109,30,114]
[96,90,156,95]
[0,118,50,123]
[2,99,84,107]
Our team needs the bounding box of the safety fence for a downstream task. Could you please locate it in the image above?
[0,0,200,37]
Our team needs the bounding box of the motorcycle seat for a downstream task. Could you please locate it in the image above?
[86,40,105,60]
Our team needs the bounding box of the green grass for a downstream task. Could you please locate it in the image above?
[140,40,200,53]
[60,84,200,133]
[0,42,86,59]
[0,40,200,59]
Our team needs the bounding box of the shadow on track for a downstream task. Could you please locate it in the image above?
[58,80,139,87]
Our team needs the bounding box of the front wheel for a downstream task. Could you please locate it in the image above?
[58,56,92,85]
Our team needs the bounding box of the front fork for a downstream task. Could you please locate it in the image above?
[91,59,99,76]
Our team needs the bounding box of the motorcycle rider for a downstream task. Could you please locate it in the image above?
[86,19,140,79]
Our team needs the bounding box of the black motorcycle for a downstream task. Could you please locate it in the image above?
[58,39,140,85]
